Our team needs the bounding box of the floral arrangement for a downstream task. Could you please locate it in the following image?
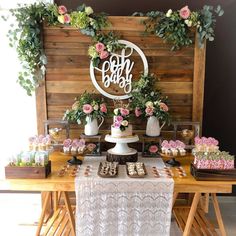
[5,3,223,95]
[88,32,123,67]
[112,106,130,131]
[63,92,107,125]
[130,73,170,123]
[135,5,224,50]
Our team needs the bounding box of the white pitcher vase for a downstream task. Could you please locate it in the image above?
[84,116,104,136]
[146,116,165,137]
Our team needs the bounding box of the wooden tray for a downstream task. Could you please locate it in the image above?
[97,162,119,178]
[126,163,147,178]
[159,152,187,158]
[5,161,51,179]
[190,163,236,181]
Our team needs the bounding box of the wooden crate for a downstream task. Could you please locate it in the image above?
[5,161,51,179]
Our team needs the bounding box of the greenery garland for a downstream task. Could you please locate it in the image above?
[2,3,223,95]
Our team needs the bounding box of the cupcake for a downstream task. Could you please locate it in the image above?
[63,139,72,154]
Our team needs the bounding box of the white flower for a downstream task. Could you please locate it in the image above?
[166,9,172,17]
[93,104,99,111]
[145,101,154,108]
[121,120,129,127]
[185,19,192,27]
[85,6,94,15]
[77,119,81,125]
[150,91,154,96]
[114,108,119,115]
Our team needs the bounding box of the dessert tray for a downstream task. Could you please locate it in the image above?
[126,162,147,178]
[190,163,236,181]
[159,152,187,158]
[97,162,119,178]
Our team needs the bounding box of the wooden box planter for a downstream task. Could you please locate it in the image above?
[5,161,51,179]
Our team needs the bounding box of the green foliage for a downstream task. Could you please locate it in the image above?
[63,92,108,125]
[130,73,170,123]
[141,5,223,50]
[5,2,58,95]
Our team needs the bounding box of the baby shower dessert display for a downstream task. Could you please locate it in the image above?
[192,137,234,170]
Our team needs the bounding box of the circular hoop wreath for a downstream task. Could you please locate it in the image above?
[90,40,148,100]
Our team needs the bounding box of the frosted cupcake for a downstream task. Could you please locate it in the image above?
[63,139,72,154]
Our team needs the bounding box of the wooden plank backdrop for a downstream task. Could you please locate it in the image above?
[36,16,206,149]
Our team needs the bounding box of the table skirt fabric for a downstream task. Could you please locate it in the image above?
[75,156,174,236]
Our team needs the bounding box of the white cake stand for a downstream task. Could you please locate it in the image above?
[105,134,139,154]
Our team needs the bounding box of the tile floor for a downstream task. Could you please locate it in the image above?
[0,192,235,236]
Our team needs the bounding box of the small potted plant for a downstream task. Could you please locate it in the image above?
[63,92,108,135]
[130,73,170,136]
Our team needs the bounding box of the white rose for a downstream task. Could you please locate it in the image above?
[114,108,119,115]
[85,6,94,15]
[93,104,99,111]
[185,19,192,27]
[145,101,154,108]
[121,120,129,127]
[166,9,172,17]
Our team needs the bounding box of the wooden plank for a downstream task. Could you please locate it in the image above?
[49,208,67,236]
[192,34,206,132]
[43,208,61,236]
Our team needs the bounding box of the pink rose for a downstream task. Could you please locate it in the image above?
[161,140,169,147]
[179,6,191,19]
[100,50,109,60]
[95,42,105,53]
[135,107,142,117]
[114,122,121,128]
[87,143,96,151]
[169,140,177,148]
[120,108,130,116]
[100,103,107,113]
[58,5,67,15]
[149,145,158,154]
[83,104,93,114]
[145,107,154,116]
[115,116,123,123]
[159,102,169,112]
[64,14,71,24]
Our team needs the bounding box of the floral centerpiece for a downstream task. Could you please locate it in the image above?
[63,92,107,135]
[112,106,130,131]
[130,73,170,136]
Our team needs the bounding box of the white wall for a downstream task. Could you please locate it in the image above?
[0,0,53,177]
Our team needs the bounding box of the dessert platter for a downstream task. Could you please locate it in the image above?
[105,107,139,164]
[159,140,187,167]
[126,162,147,178]
[97,161,119,178]
[61,138,87,165]
[191,137,236,180]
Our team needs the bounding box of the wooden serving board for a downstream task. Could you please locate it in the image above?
[126,163,147,178]
[190,163,236,181]
[5,161,51,179]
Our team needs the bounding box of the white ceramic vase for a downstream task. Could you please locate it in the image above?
[84,116,104,136]
[146,116,165,137]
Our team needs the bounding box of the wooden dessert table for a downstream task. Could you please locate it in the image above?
[0,152,235,236]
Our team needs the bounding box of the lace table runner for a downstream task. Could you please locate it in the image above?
[75,156,174,236]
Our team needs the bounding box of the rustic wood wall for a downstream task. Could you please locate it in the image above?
[36,16,206,148]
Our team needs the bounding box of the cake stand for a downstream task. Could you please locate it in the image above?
[105,134,139,164]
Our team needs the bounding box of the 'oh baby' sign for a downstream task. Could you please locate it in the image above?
[90,40,148,100]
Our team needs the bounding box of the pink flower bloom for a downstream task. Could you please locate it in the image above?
[58,5,67,15]
[64,14,71,24]
[159,102,169,112]
[114,122,121,128]
[169,140,177,148]
[115,116,123,123]
[83,104,93,114]
[145,106,154,116]
[100,103,107,113]
[149,145,158,154]
[161,140,169,147]
[120,108,130,116]
[95,42,105,53]
[87,143,96,151]
[194,136,202,145]
[179,6,191,19]
[99,50,109,59]
[135,107,142,117]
